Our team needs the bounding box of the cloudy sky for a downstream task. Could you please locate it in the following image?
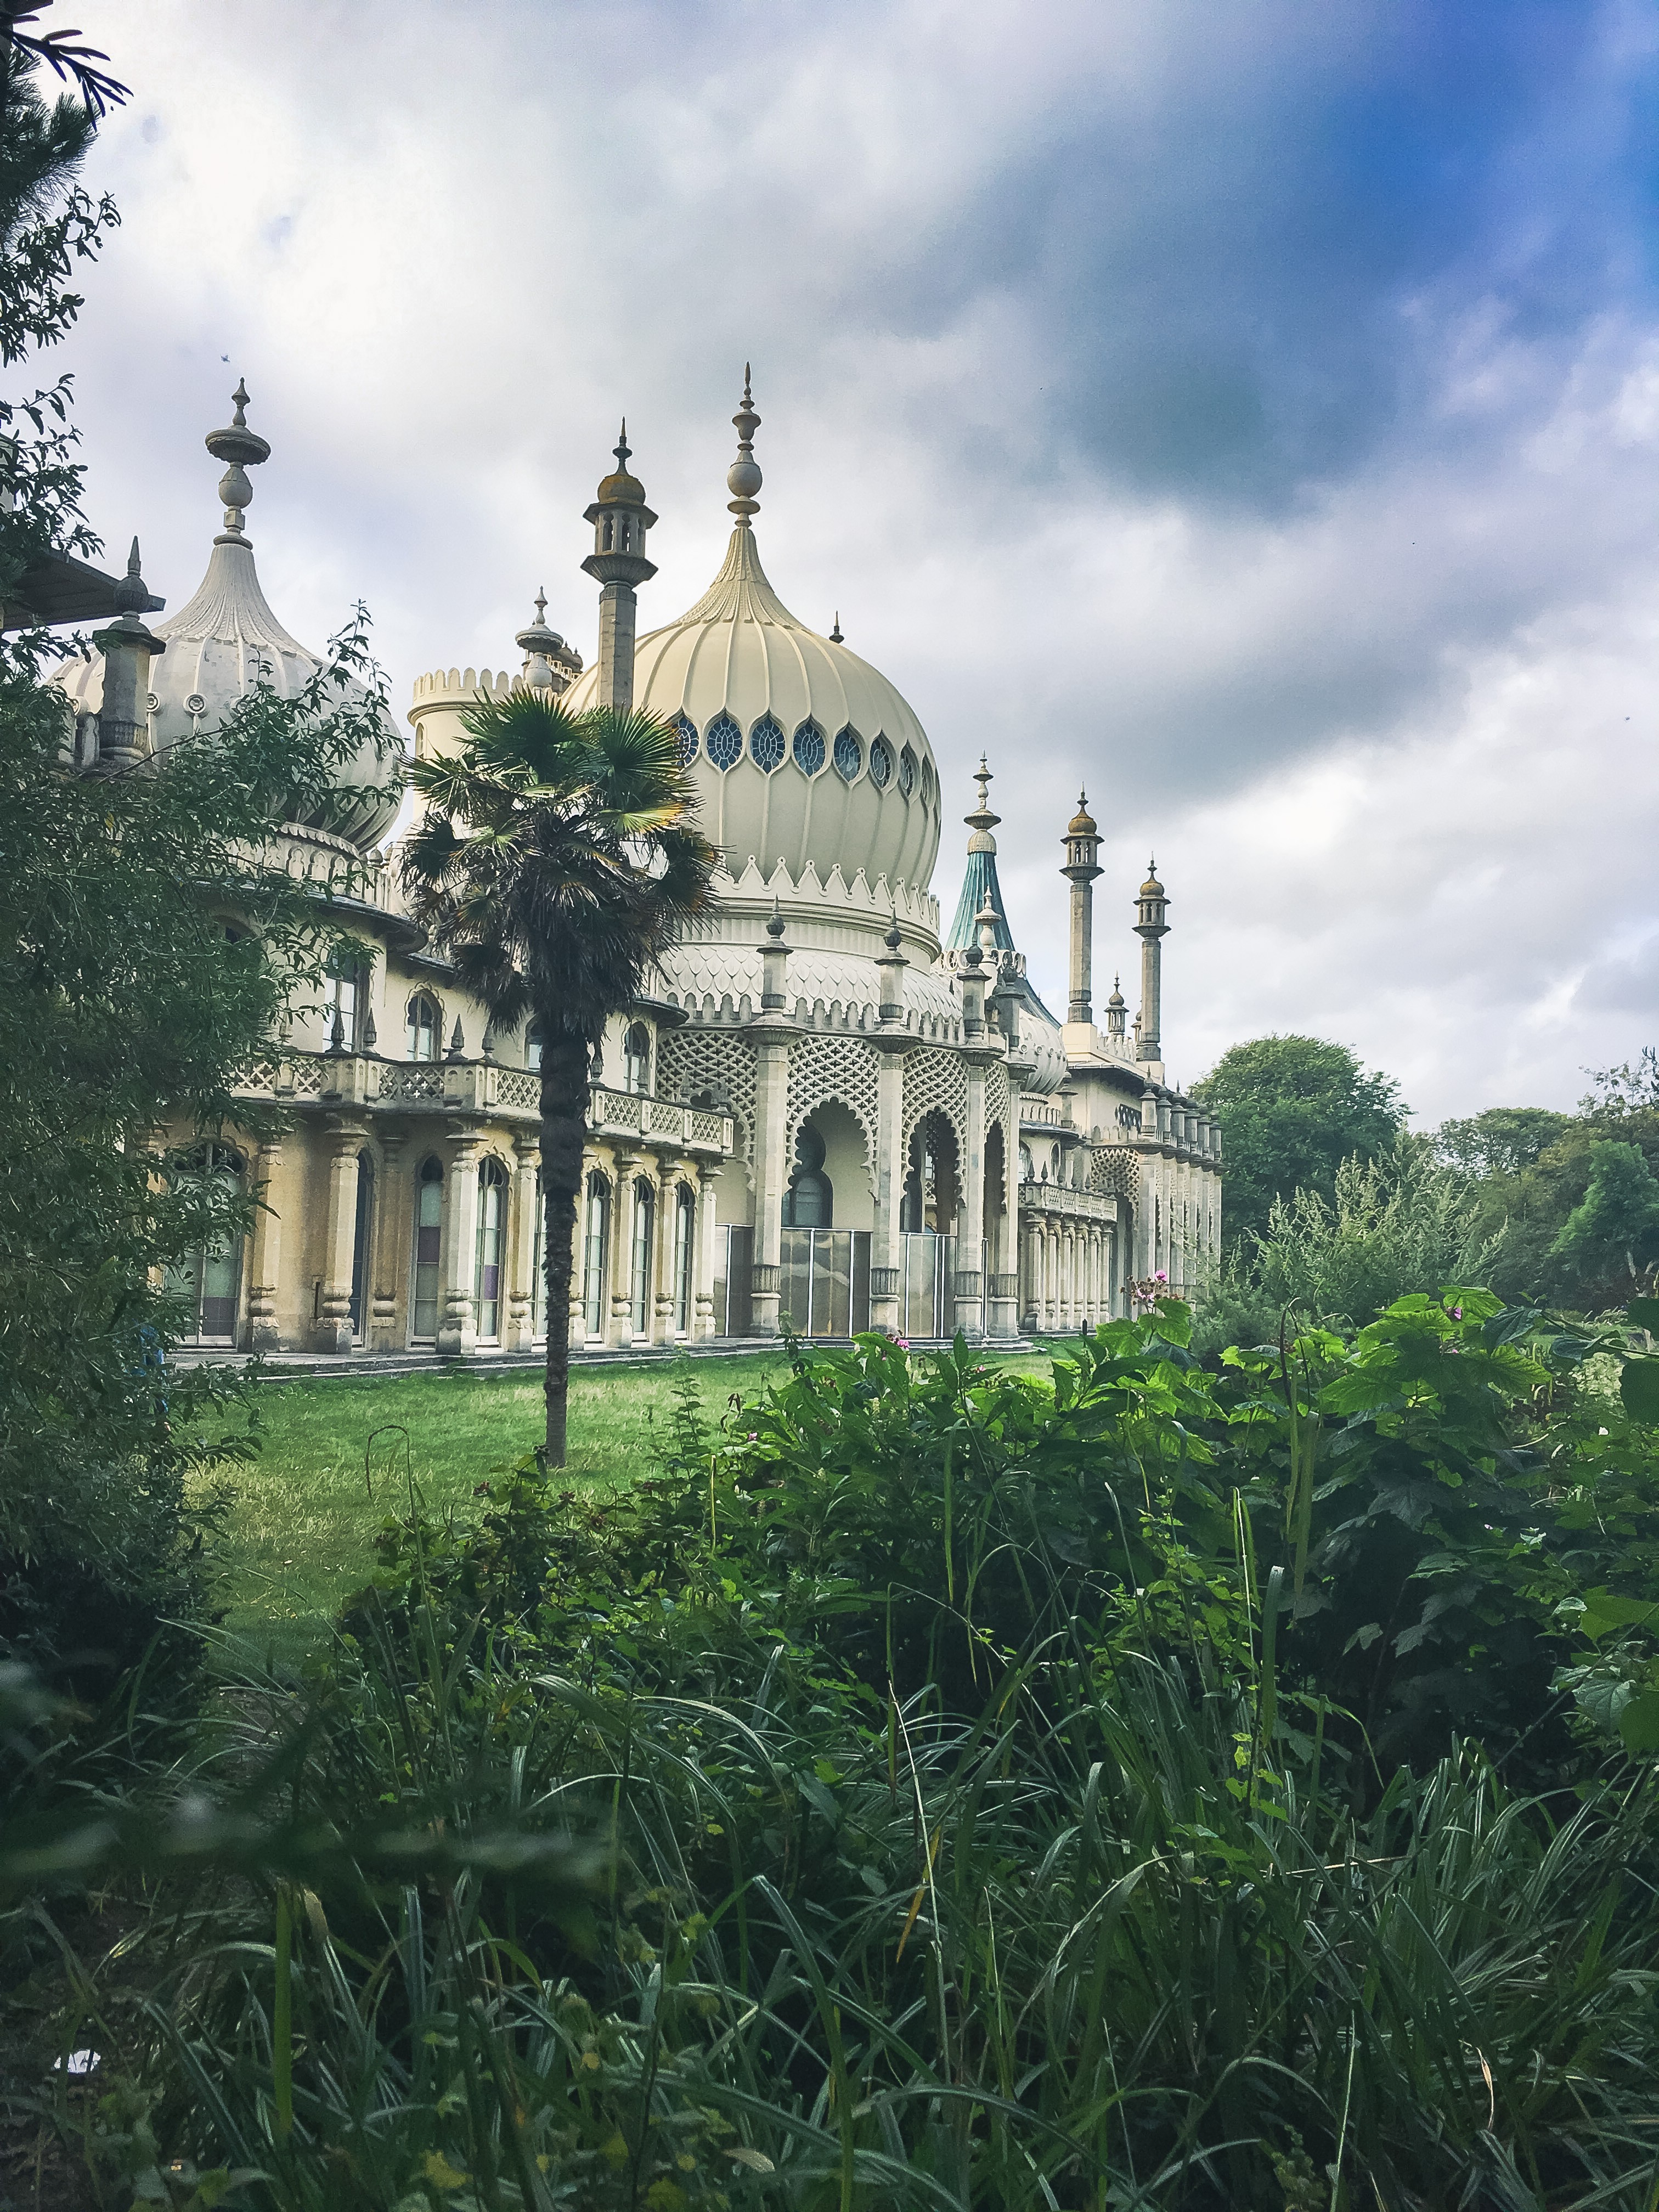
[43,0,1659,1121]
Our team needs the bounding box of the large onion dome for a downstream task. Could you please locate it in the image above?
[561,373,941,898]
[50,382,401,850]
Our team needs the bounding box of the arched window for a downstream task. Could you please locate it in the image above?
[406,992,440,1062]
[782,1124,833,1228]
[673,714,699,766]
[167,1141,246,1345]
[590,1037,604,1084]
[749,714,785,772]
[630,1177,655,1334]
[602,514,614,551]
[525,1020,543,1074]
[1019,1141,1035,1183]
[792,721,825,776]
[868,736,893,788]
[349,1149,375,1341]
[920,759,935,806]
[411,1157,444,1341]
[623,1022,651,1096]
[582,1173,610,1338]
[674,1183,695,1334]
[833,726,862,782]
[476,1156,507,1341]
[706,712,742,770]
[898,744,917,798]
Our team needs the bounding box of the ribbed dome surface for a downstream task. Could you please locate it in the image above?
[563,526,941,896]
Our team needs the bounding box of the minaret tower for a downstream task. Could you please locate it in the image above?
[582,421,657,709]
[1062,792,1103,1029]
[1134,859,1170,1067]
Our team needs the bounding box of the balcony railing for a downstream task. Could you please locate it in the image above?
[233,1053,732,1155]
[1019,1178,1119,1224]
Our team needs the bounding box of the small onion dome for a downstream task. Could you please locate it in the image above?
[1139,861,1165,899]
[1068,792,1098,837]
[1108,975,1126,1008]
[595,421,646,506]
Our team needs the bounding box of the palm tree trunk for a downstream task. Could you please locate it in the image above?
[540,1036,590,1466]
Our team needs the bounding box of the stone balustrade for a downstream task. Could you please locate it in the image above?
[234,1053,732,1155]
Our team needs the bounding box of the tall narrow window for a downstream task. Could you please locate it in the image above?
[406,993,440,1062]
[166,1141,245,1345]
[525,1021,544,1073]
[532,1167,546,1339]
[631,1178,655,1334]
[623,1022,651,1096]
[476,1156,507,1341]
[328,949,368,1049]
[674,1183,695,1334]
[582,1173,610,1338]
[349,1149,375,1341]
[412,1157,444,1341]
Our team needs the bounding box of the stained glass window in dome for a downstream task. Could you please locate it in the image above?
[869,737,893,788]
[706,712,742,770]
[898,744,917,798]
[673,714,698,765]
[792,720,825,776]
[750,714,785,772]
[833,726,862,781]
[921,758,935,805]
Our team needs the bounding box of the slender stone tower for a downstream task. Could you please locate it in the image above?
[1062,792,1102,1026]
[582,422,657,709]
[1134,859,1169,1066]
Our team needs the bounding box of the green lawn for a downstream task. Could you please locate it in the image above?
[202,1352,793,1659]
[204,1344,1058,1666]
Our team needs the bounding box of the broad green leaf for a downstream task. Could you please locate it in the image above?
[1619,1690,1659,1756]
[1620,1357,1659,1426]
[1629,1296,1659,1334]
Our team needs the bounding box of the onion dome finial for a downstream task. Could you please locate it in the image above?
[727,365,762,524]
[204,377,271,543]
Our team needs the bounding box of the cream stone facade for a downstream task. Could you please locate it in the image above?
[50,377,1219,1359]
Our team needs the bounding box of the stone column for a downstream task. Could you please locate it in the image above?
[246,1135,285,1354]
[314,1120,367,1354]
[871,1046,911,1335]
[695,1164,721,1340]
[373,1129,408,1352]
[507,1131,541,1350]
[955,1056,989,1340]
[437,1130,483,1355]
[652,1160,678,1346]
[746,909,796,1339]
[606,1152,639,1348]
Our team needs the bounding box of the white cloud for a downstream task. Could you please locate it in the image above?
[36,0,1659,1120]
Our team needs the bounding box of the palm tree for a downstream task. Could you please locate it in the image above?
[401,691,715,1464]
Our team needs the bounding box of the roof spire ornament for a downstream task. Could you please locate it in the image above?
[726,364,762,526]
[204,377,270,544]
[830,610,843,644]
[965,754,1000,853]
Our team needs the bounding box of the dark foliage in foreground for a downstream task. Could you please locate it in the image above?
[14,1295,1659,2207]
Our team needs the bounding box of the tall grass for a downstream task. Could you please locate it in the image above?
[56,1572,1659,2210]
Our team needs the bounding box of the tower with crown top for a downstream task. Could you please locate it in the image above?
[582,423,657,710]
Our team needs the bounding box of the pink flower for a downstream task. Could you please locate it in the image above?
[747,1432,758,1442]
[1154,1270,1168,1285]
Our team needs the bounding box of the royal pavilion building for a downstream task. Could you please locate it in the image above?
[47,376,1221,1359]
